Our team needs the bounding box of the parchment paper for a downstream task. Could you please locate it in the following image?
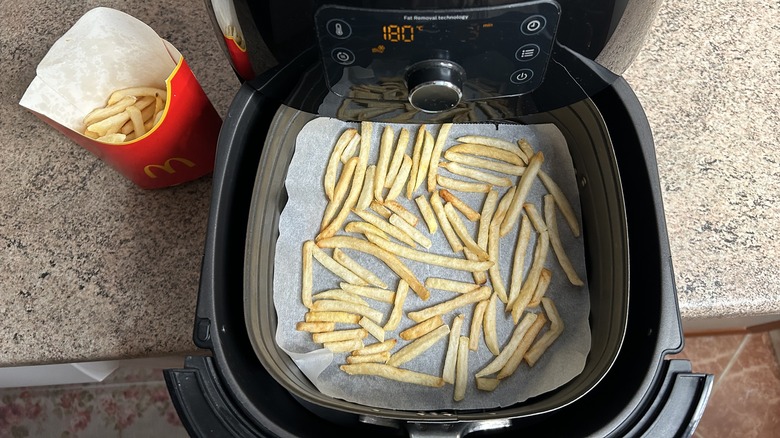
[273,118,590,410]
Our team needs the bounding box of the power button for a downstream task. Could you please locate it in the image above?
[510,69,534,85]
[331,48,355,65]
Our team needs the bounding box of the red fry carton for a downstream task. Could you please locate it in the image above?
[19,7,222,189]
[210,0,254,80]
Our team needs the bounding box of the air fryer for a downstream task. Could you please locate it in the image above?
[164,0,713,436]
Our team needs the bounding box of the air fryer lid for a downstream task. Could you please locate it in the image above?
[243,96,628,421]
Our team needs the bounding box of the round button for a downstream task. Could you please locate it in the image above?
[515,44,541,61]
[521,15,547,35]
[510,69,534,84]
[405,60,466,113]
[331,48,355,65]
[326,19,351,39]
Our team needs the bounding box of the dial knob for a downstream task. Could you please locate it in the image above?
[405,60,465,113]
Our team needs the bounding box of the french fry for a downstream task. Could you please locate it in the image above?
[344,221,389,240]
[374,126,395,201]
[415,195,438,234]
[316,236,429,300]
[86,111,130,137]
[346,351,391,364]
[538,170,580,237]
[386,324,450,367]
[493,186,516,225]
[529,268,552,308]
[384,280,409,330]
[407,124,427,199]
[442,314,465,384]
[487,221,508,303]
[469,299,489,351]
[443,203,489,261]
[312,289,369,307]
[311,245,368,286]
[108,86,166,105]
[483,292,500,355]
[430,190,463,252]
[312,328,368,344]
[475,312,538,377]
[295,321,336,333]
[389,214,431,249]
[321,157,358,230]
[407,286,491,323]
[476,377,500,392]
[437,175,491,193]
[525,297,564,367]
[385,155,412,202]
[305,311,360,324]
[364,233,493,273]
[353,339,397,356]
[454,336,469,401]
[400,315,444,341]
[511,231,550,323]
[500,151,544,236]
[443,151,525,176]
[424,277,480,294]
[324,128,358,201]
[339,283,396,303]
[126,105,146,137]
[369,200,393,219]
[497,313,547,379]
[333,248,387,288]
[385,128,410,188]
[517,138,535,162]
[340,131,361,163]
[456,136,524,159]
[301,241,315,308]
[413,129,435,194]
[325,338,364,353]
[352,208,417,248]
[83,95,136,126]
[384,200,418,227]
[463,249,488,285]
[359,316,386,342]
[427,123,452,192]
[340,363,445,387]
[440,189,480,222]
[95,133,126,143]
[523,202,547,233]
[448,143,525,165]
[508,215,533,308]
[439,161,513,187]
[544,194,584,286]
[310,300,384,324]
[355,165,376,211]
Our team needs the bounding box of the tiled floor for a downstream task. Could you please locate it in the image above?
[1,331,778,437]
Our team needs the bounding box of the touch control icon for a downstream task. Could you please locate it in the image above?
[521,15,547,35]
[510,69,534,84]
[515,44,540,61]
[326,19,352,39]
[331,48,355,65]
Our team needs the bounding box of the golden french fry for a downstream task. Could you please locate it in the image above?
[374,126,395,201]
[154,96,165,116]
[364,233,493,273]
[324,129,358,201]
[339,283,395,303]
[442,314,465,384]
[341,131,361,163]
[385,155,412,202]
[456,136,524,159]
[500,151,544,236]
[497,313,547,379]
[295,321,336,333]
[317,153,368,241]
[414,129,435,194]
[302,241,315,308]
[538,170,580,237]
[430,191,463,252]
[383,200,418,227]
[544,194,584,286]
[511,231,549,323]
[346,351,391,364]
[448,143,525,165]
[415,195,438,234]
[305,311,360,324]
[389,213,431,248]
[407,124,427,199]
[443,203,489,261]
[529,268,552,308]
[385,128,410,188]
[517,138,535,162]
[312,289,369,307]
[340,363,445,387]
[407,286,491,323]
[476,377,500,392]
[487,221,508,303]
[369,200,392,218]
[108,86,166,105]
[475,312,538,377]
[508,215,533,308]
[325,338,364,353]
[95,133,127,143]
[384,280,409,330]
[439,189,480,222]
[463,249,488,285]
[354,339,397,356]
[386,324,450,367]
[359,316,386,342]
[83,95,136,127]
[483,292,500,355]
[424,277,479,294]
[344,221,389,240]
[525,297,564,367]
[86,111,130,137]
[437,175,491,193]
[523,202,547,233]
[355,164,376,211]
[312,328,368,344]
[352,208,417,248]
[333,248,387,289]
[444,151,525,176]
[469,299,489,351]
[316,236,428,300]
[310,300,383,324]
[322,157,358,230]
[126,105,146,137]
[454,336,469,402]
[427,123,452,192]
[439,161,513,187]
[400,315,444,341]
[311,245,368,286]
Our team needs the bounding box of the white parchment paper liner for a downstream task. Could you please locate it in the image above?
[273,118,591,410]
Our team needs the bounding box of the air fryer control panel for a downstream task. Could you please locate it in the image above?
[315,1,561,101]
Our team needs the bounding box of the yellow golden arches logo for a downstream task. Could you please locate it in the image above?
[144,157,196,179]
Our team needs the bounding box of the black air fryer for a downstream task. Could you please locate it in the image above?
[164,0,714,436]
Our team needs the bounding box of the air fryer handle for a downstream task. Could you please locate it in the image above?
[405,419,511,437]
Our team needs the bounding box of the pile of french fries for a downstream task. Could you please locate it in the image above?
[297,121,583,402]
[82,86,167,144]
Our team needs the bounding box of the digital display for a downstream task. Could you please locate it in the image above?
[382,24,415,43]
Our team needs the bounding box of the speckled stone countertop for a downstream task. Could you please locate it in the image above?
[1,0,778,366]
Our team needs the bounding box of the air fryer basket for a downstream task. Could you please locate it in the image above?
[242,93,629,423]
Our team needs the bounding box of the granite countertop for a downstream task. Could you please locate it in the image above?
[1,0,778,367]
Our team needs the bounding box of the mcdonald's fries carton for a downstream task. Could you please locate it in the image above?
[211,0,254,80]
[19,7,221,189]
